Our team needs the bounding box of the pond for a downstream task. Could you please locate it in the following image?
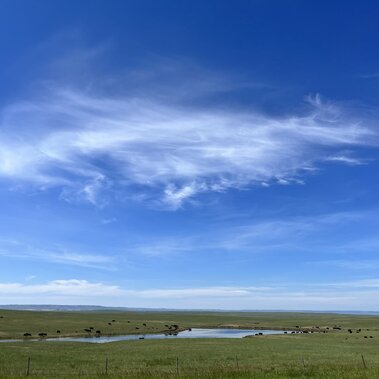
[0,328,288,343]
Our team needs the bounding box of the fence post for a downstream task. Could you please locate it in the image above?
[301,356,306,368]
[235,355,239,369]
[26,357,31,376]
[105,357,108,375]
[176,356,179,376]
[361,354,367,369]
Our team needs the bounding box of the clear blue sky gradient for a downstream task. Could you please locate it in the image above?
[0,1,379,310]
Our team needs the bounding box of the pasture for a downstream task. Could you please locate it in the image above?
[0,309,378,378]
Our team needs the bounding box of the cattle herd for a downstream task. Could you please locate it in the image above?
[20,319,182,339]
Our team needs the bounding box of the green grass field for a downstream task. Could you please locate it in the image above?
[0,309,378,378]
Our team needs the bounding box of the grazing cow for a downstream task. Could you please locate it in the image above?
[84,328,92,333]
[38,333,47,338]
[96,330,101,334]
[23,333,32,337]
[143,323,147,326]
[112,319,116,322]
[108,323,112,325]
[135,327,139,329]
[56,330,61,334]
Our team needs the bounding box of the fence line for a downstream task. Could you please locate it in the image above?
[0,354,376,377]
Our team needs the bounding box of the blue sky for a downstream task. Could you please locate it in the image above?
[1,0,379,310]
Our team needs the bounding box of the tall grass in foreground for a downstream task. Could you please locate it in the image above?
[1,367,379,378]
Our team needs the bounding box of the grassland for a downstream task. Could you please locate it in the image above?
[0,309,378,378]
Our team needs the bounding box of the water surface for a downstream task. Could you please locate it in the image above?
[0,328,287,343]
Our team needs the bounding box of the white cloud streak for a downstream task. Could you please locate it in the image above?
[125,286,271,299]
[325,155,366,165]
[0,83,376,209]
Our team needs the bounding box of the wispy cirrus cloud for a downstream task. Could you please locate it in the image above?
[315,259,379,270]
[358,72,379,79]
[324,155,367,165]
[0,280,269,299]
[127,210,377,257]
[328,279,379,288]
[216,211,371,253]
[0,279,122,296]
[0,239,115,270]
[0,70,377,209]
[125,209,379,264]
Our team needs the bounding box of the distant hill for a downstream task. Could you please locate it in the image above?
[0,304,114,311]
[0,304,180,312]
